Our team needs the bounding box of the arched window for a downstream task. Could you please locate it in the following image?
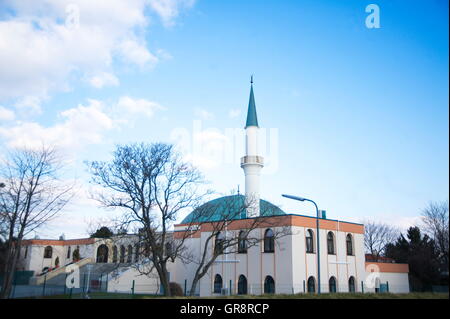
[346,234,353,256]
[348,276,356,293]
[112,246,118,263]
[238,231,247,254]
[264,229,274,253]
[67,246,71,259]
[329,276,337,293]
[306,229,314,253]
[327,232,335,255]
[44,246,52,259]
[215,232,225,255]
[307,276,316,293]
[213,274,223,294]
[238,275,248,295]
[127,245,133,263]
[264,276,275,294]
[96,244,109,263]
[134,244,140,263]
[119,245,125,263]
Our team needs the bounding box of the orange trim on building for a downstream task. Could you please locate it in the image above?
[175,215,364,234]
[21,238,96,246]
[365,262,409,273]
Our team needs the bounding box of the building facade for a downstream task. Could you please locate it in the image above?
[17,81,409,295]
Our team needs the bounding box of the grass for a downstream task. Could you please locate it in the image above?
[28,292,449,299]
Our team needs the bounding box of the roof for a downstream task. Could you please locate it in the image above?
[181,195,286,224]
[245,84,259,128]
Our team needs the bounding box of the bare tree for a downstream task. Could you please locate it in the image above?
[86,142,210,296]
[362,219,399,260]
[0,146,75,298]
[421,200,449,271]
[177,194,291,296]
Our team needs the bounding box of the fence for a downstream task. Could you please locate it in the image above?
[3,276,436,298]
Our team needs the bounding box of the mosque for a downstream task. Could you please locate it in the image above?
[17,81,410,296]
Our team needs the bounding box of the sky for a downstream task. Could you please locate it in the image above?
[0,0,448,239]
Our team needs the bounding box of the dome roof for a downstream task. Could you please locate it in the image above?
[181,195,286,224]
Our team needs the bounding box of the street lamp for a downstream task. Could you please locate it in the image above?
[282,194,321,294]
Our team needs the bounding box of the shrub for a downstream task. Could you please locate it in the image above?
[169,282,184,296]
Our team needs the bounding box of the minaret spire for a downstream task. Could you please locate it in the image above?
[245,76,259,129]
[241,78,264,217]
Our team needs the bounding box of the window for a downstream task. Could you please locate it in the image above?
[327,232,335,255]
[264,276,275,294]
[213,274,223,294]
[238,275,247,295]
[346,234,353,256]
[44,246,52,259]
[329,276,337,293]
[307,276,315,293]
[238,231,247,253]
[263,229,274,253]
[67,246,71,259]
[134,244,140,263]
[120,245,125,263]
[348,276,356,293]
[214,232,225,255]
[24,246,28,259]
[112,246,118,263]
[127,245,133,263]
[165,242,173,257]
[306,229,314,253]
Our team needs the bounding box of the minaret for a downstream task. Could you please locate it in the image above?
[241,76,264,217]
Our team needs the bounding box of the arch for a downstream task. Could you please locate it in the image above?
[238,275,248,295]
[112,245,118,263]
[213,274,223,294]
[238,231,247,253]
[119,245,126,263]
[307,276,316,293]
[127,245,133,263]
[306,229,314,253]
[96,244,109,263]
[348,276,356,293]
[263,229,274,253]
[327,232,335,255]
[329,276,337,293]
[346,234,353,255]
[264,276,275,294]
[44,246,53,259]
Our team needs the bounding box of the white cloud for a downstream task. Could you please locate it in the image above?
[0,99,114,151]
[87,72,120,89]
[0,106,15,121]
[148,0,196,27]
[0,0,195,106]
[14,96,44,115]
[0,96,166,153]
[118,40,159,67]
[194,108,214,120]
[228,108,241,119]
[117,96,166,119]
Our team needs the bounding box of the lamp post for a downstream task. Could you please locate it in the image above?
[282,194,321,294]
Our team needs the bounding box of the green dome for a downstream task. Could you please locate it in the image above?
[181,195,286,224]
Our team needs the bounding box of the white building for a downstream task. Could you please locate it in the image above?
[18,80,409,295]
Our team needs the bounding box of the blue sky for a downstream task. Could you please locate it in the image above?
[0,0,448,238]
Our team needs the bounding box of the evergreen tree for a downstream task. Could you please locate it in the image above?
[385,226,441,291]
